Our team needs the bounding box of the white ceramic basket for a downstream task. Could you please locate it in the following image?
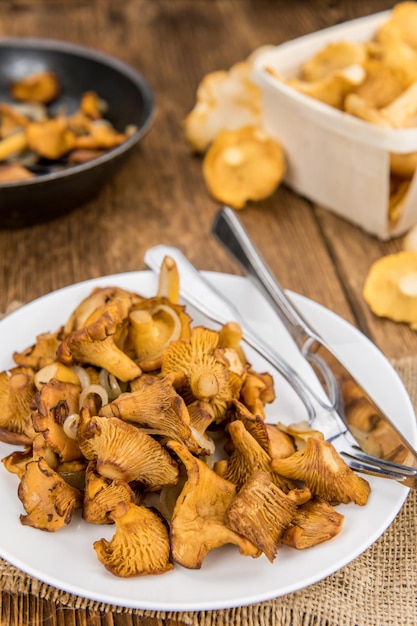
[252,10,417,240]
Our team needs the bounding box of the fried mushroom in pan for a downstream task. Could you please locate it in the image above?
[94,501,173,577]
[168,440,260,569]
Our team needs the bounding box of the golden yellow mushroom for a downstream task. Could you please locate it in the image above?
[215,419,296,493]
[94,501,173,577]
[162,326,243,420]
[57,291,141,383]
[77,410,179,490]
[18,457,83,532]
[83,462,135,525]
[225,470,297,562]
[10,71,60,104]
[283,497,344,549]
[0,366,36,435]
[203,125,286,210]
[167,440,260,569]
[99,375,192,443]
[363,250,417,328]
[301,41,368,82]
[31,378,82,462]
[271,437,371,505]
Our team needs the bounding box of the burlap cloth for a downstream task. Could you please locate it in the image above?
[0,303,416,625]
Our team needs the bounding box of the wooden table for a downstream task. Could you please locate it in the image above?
[0,1,414,625]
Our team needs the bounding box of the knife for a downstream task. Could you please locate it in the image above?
[212,205,417,487]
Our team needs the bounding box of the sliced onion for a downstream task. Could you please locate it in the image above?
[189,425,215,456]
[79,384,108,410]
[99,369,123,400]
[63,413,80,440]
[71,365,90,389]
[34,363,59,389]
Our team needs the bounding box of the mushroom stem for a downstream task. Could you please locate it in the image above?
[191,371,220,400]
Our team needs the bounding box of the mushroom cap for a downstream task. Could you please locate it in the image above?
[225,470,297,562]
[271,437,371,505]
[184,59,263,154]
[99,375,192,443]
[283,497,344,550]
[13,331,62,370]
[239,369,275,419]
[363,251,417,327]
[167,440,260,569]
[128,296,191,371]
[0,366,36,434]
[162,326,243,420]
[77,411,179,490]
[63,286,143,336]
[300,41,367,82]
[94,501,173,577]
[83,462,135,524]
[57,292,141,382]
[18,457,83,532]
[11,71,60,104]
[216,419,295,493]
[203,125,286,209]
[31,378,82,462]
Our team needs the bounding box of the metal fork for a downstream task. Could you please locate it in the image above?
[144,245,417,483]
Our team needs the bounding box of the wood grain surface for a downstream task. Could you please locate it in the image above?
[0,1,413,625]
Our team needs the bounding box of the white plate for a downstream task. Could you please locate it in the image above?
[0,271,415,612]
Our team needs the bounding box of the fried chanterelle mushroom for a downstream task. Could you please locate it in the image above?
[161,326,243,420]
[283,497,344,549]
[94,501,173,577]
[0,255,373,579]
[77,409,179,490]
[225,470,297,562]
[18,457,83,531]
[168,440,260,569]
[271,437,371,505]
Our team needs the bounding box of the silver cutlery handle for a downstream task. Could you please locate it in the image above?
[212,206,317,349]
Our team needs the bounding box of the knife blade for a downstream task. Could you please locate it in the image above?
[212,205,417,488]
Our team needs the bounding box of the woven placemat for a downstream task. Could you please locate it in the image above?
[1,352,416,626]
